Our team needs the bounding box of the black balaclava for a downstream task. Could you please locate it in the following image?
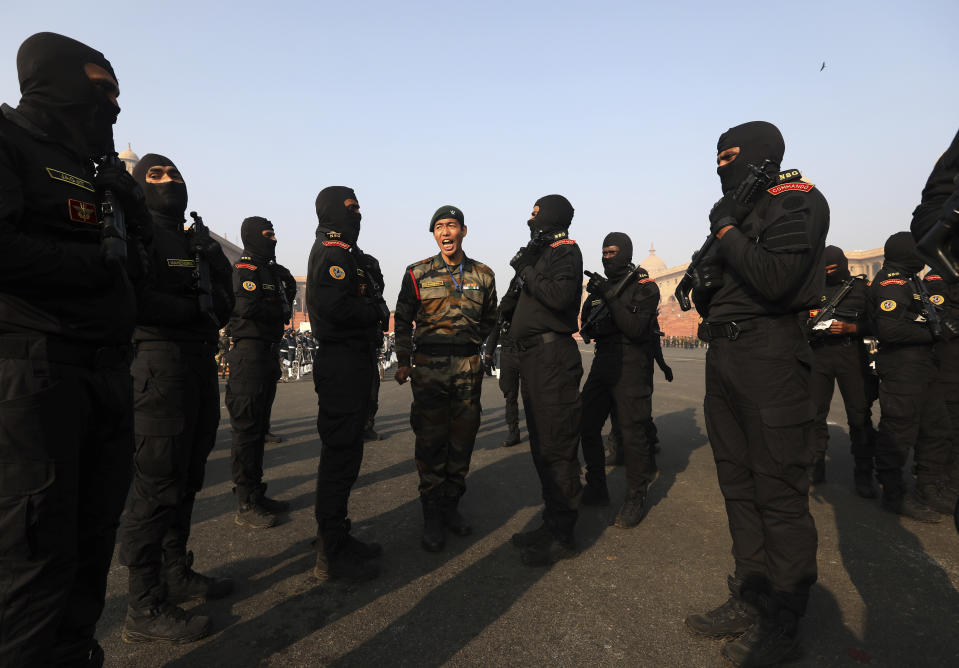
[716,121,785,194]
[315,186,361,244]
[602,232,633,279]
[824,245,850,286]
[241,216,276,260]
[884,231,924,275]
[132,153,188,228]
[15,32,120,159]
[528,194,574,238]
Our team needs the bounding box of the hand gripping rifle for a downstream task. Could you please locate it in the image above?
[806,276,860,337]
[188,211,219,327]
[914,275,944,339]
[579,264,643,342]
[96,154,128,267]
[916,184,959,282]
[674,158,776,311]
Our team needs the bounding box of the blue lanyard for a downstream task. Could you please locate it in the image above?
[445,262,464,293]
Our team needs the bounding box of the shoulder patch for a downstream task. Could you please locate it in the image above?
[322,240,351,250]
[235,263,258,271]
[46,167,94,192]
[639,277,655,284]
[329,265,346,280]
[930,294,945,305]
[880,278,907,286]
[242,280,257,291]
[926,274,943,281]
[550,239,576,248]
[775,169,802,183]
[767,182,814,195]
[880,299,897,311]
[68,199,97,224]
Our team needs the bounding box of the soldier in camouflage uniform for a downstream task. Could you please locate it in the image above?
[394,205,498,552]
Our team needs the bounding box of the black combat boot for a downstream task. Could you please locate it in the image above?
[121,602,212,644]
[685,575,759,638]
[853,458,877,499]
[881,487,941,523]
[520,532,578,567]
[510,523,552,549]
[234,488,277,529]
[613,490,647,528]
[721,609,801,667]
[582,474,610,507]
[420,495,446,552]
[915,480,956,515]
[442,495,473,536]
[255,483,290,513]
[313,535,380,582]
[265,431,283,443]
[501,430,521,447]
[810,457,826,484]
[164,551,234,604]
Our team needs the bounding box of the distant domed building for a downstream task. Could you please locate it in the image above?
[118,143,139,174]
[638,243,667,274]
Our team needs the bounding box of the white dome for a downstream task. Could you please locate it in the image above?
[638,243,667,274]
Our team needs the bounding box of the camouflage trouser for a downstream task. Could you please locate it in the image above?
[410,353,484,497]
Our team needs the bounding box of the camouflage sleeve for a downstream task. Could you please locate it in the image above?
[478,273,498,341]
[394,268,418,366]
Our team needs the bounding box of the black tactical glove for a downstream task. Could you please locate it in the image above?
[375,299,391,332]
[94,159,152,241]
[586,274,607,295]
[187,223,220,257]
[662,363,674,382]
[509,236,548,273]
[691,251,724,292]
[357,250,384,289]
[709,193,753,236]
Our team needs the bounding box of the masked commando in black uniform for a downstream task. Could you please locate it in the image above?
[307,186,390,582]
[579,233,660,527]
[117,154,235,644]
[0,32,149,668]
[806,245,876,497]
[684,122,828,667]
[869,232,955,521]
[226,217,297,528]
[923,271,959,503]
[506,195,585,567]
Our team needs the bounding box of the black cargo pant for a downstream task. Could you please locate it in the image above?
[518,334,583,542]
[702,316,818,616]
[0,335,133,667]
[314,340,375,548]
[226,339,281,504]
[580,342,654,492]
[118,341,219,610]
[499,345,521,435]
[934,341,959,483]
[875,347,953,495]
[809,337,873,461]
[364,363,381,433]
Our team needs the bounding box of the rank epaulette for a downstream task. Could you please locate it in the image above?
[880,278,907,286]
[550,239,576,248]
[926,274,943,281]
[235,263,258,271]
[322,240,351,250]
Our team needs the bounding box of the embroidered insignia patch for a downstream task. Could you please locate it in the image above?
[930,295,945,305]
[167,258,196,268]
[420,279,445,288]
[880,300,897,311]
[242,280,257,291]
[809,309,820,318]
[47,167,94,192]
[639,278,655,284]
[880,279,907,286]
[767,182,814,195]
[550,239,576,247]
[322,240,351,250]
[262,283,275,291]
[67,199,97,224]
[236,263,258,271]
[329,266,346,280]
[326,230,342,238]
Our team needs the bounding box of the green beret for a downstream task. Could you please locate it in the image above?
[430,205,464,231]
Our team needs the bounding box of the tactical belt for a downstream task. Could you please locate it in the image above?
[415,342,481,357]
[515,331,568,351]
[698,319,761,342]
[811,334,860,347]
[135,340,217,356]
[0,333,132,368]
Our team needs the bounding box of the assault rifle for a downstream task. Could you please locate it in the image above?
[579,264,643,343]
[806,275,861,337]
[97,154,128,267]
[674,159,776,311]
[916,184,959,282]
[914,275,944,339]
[188,211,219,327]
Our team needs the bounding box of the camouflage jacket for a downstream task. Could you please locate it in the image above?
[394,254,498,366]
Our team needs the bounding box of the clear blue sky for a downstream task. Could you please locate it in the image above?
[3,1,957,304]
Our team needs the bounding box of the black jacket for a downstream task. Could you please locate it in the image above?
[0,104,136,344]
[226,251,295,342]
[511,236,583,339]
[580,266,660,346]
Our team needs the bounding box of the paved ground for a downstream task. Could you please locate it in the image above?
[98,347,959,667]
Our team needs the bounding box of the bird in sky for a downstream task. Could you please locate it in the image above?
[820,61,826,71]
